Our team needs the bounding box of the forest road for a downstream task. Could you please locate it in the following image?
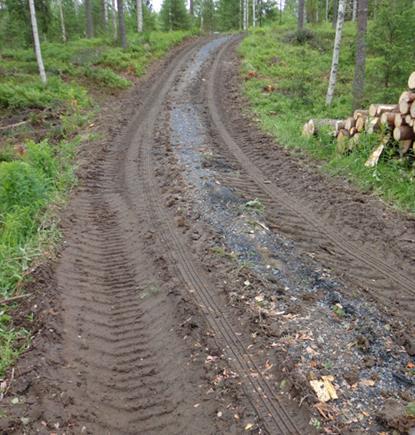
[2,35,415,434]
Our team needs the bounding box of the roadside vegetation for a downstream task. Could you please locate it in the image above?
[0,29,192,376]
[239,3,415,214]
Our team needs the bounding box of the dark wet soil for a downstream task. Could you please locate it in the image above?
[1,35,415,435]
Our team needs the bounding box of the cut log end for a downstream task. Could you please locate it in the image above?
[408,71,415,90]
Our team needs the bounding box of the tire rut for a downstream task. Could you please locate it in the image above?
[55,40,230,434]
[134,39,312,433]
[207,37,415,320]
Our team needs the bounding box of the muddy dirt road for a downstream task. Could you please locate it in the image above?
[2,36,415,434]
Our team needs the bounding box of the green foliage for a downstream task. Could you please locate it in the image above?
[0,77,88,111]
[0,161,48,214]
[239,23,415,213]
[216,0,240,31]
[160,0,190,31]
[367,0,415,102]
[83,66,131,88]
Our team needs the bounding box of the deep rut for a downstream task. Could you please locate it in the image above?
[53,37,310,434]
[207,37,415,320]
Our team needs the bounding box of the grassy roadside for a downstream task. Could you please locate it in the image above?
[0,30,193,376]
[238,23,415,213]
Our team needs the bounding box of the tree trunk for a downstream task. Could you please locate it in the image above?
[189,0,193,15]
[297,0,304,30]
[112,0,117,39]
[325,0,329,20]
[136,0,143,32]
[104,0,108,25]
[117,0,127,48]
[101,0,108,31]
[85,0,94,38]
[58,0,67,42]
[243,0,248,30]
[29,0,47,84]
[352,0,368,110]
[252,0,256,27]
[352,0,357,20]
[326,0,346,105]
[332,0,338,27]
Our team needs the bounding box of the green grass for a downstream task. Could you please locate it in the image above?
[0,30,192,378]
[239,23,415,213]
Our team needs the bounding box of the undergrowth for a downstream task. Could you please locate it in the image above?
[239,23,415,213]
[0,30,192,377]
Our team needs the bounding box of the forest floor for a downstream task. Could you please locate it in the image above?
[0,35,414,434]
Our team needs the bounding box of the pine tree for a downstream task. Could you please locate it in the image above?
[368,0,415,99]
[117,0,127,48]
[297,0,304,30]
[352,0,368,109]
[160,0,190,31]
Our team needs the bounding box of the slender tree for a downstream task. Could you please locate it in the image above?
[85,0,93,37]
[352,0,368,109]
[326,0,345,105]
[297,0,304,30]
[29,0,47,84]
[189,0,193,15]
[117,0,126,48]
[111,0,117,38]
[252,0,255,27]
[332,0,337,27]
[101,0,107,31]
[136,0,143,31]
[325,0,329,20]
[352,0,357,20]
[58,0,66,42]
[243,0,247,29]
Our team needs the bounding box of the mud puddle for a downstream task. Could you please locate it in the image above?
[167,37,415,433]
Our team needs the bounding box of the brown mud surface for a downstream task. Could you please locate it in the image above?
[0,35,414,434]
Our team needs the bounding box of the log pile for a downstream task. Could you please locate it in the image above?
[303,71,415,166]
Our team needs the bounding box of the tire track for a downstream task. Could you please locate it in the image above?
[55,40,228,434]
[207,37,415,317]
[119,37,312,434]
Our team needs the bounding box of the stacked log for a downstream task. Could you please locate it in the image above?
[303,71,415,165]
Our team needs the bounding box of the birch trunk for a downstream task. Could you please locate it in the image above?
[325,0,328,20]
[112,0,117,39]
[58,0,67,42]
[332,0,338,27]
[252,0,256,27]
[352,0,357,21]
[117,0,127,48]
[189,0,193,15]
[352,0,368,109]
[326,0,345,105]
[29,0,47,84]
[243,0,247,30]
[136,0,143,32]
[297,0,304,30]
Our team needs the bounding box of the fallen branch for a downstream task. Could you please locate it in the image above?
[0,120,29,132]
[0,294,30,305]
